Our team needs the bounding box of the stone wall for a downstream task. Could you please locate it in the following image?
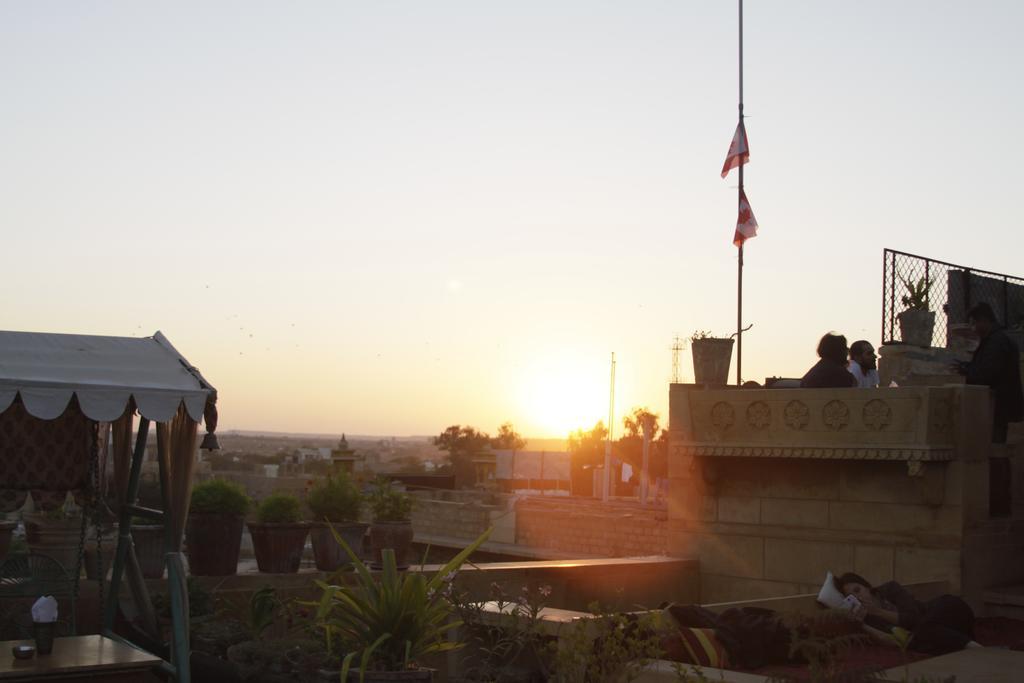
[411,494,512,544]
[514,496,668,558]
[668,384,1024,609]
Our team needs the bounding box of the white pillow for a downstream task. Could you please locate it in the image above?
[817,571,846,609]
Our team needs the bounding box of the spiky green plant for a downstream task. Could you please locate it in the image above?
[311,523,491,681]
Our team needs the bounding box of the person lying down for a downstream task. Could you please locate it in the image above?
[819,571,982,655]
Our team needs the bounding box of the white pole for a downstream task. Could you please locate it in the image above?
[640,417,652,505]
[602,352,616,502]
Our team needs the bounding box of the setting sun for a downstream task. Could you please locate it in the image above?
[515,356,609,438]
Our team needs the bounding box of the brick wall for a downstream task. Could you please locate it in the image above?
[514,497,668,557]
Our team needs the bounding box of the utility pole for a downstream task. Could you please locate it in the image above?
[602,352,616,503]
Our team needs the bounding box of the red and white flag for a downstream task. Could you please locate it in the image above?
[733,189,758,247]
[720,122,749,178]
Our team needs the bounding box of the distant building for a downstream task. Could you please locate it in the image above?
[331,433,364,474]
[492,450,570,493]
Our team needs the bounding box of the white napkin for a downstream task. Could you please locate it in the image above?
[31,596,58,623]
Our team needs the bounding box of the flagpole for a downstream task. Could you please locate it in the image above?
[735,0,744,386]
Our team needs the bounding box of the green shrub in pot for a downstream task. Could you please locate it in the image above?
[249,493,309,574]
[307,474,366,571]
[187,479,251,576]
[256,493,303,524]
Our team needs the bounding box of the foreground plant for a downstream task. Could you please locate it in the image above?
[310,524,491,681]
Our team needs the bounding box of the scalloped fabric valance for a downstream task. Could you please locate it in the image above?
[0,329,214,423]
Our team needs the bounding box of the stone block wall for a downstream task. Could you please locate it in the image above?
[411,497,504,542]
[668,384,1024,609]
[514,496,668,557]
[667,457,967,603]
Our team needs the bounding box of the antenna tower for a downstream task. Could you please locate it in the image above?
[670,335,687,383]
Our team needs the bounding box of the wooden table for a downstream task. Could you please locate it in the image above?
[1,635,162,682]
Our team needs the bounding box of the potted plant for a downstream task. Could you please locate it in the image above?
[187,479,251,576]
[248,493,310,574]
[312,526,492,682]
[307,474,366,571]
[897,276,935,347]
[24,497,84,574]
[367,478,414,568]
[690,330,735,386]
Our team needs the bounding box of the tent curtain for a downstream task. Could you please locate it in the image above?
[110,408,135,505]
[0,396,92,513]
[156,404,198,551]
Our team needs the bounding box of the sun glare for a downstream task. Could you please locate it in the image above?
[517,360,608,438]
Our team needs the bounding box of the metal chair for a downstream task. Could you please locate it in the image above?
[0,552,77,639]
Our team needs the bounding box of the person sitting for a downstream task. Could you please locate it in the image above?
[834,572,981,655]
[801,333,856,388]
[848,340,880,388]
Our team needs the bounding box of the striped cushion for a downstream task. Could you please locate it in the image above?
[677,627,729,668]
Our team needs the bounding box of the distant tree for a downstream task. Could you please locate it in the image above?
[566,421,608,497]
[617,407,669,485]
[491,422,527,451]
[433,425,491,488]
[567,421,608,466]
[389,454,427,475]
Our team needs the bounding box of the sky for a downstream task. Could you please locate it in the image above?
[3,1,1023,438]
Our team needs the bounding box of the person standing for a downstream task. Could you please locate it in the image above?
[954,302,1023,443]
[848,340,880,388]
[954,302,1023,516]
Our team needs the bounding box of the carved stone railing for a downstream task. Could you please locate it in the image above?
[669,386,959,465]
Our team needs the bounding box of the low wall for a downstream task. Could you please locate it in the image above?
[411,494,513,544]
[668,384,1024,608]
[515,496,668,558]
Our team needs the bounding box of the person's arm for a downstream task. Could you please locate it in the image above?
[873,582,923,629]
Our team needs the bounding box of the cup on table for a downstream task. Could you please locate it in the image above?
[32,621,56,655]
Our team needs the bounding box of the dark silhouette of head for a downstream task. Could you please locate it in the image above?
[817,333,849,365]
[968,302,998,338]
[833,571,872,593]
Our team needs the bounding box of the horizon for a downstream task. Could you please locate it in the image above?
[4,2,1023,437]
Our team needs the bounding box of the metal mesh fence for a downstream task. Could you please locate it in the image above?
[882,249,1024,348]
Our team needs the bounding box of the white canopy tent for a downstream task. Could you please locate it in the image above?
[0,330,212,423]
[0,329,218,683]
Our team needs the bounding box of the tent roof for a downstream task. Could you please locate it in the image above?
[0,330,215,423]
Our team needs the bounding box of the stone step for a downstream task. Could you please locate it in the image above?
[983,584,1024,619]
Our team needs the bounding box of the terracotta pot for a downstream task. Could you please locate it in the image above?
[898,308,936,348]
[186,513,244,576]
[248,522,310,573]
[0,521,15,559]
[691,338,734,386]
[132,525,166,579]
[25,518,84,575]
[369,521,414,567]
[310,522,368,571]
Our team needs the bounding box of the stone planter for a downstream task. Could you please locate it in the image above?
[132,525,166,579]
[691,338,734,386]
[310,522,368,571]
[369,521,414,568]
[187,513,244,576]
[25,518,83,575]
[898,308,936,348]
[248,522,310,574]
[0,521,15,559]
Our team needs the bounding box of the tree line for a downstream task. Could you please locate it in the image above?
[433,409,667,492]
